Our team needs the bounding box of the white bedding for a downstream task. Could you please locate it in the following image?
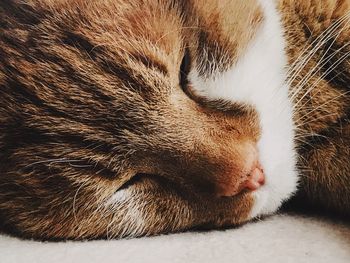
[1,213,349,263]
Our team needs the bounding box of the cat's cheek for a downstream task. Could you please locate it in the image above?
[104,178,196,237]
[104,178,257,237]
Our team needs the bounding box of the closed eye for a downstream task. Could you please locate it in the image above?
[179,48,192,92]
[116,173,182,194]
[178,49,206,104]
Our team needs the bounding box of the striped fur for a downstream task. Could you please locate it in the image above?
[0,0,349,240]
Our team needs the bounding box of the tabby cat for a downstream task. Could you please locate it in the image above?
[0,0,349,240]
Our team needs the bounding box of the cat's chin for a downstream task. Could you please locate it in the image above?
[248,167,299,218]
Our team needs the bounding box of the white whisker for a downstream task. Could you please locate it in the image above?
[286,12,350,90]
[293,49,350,111]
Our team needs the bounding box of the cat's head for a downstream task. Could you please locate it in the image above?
[0,0,298,239]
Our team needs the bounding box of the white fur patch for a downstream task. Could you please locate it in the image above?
[188,0,298,218]
[106,188,147,237]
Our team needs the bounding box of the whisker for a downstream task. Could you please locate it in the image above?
[289,21,350,102]
[294,90,350,126]
[292,66,349,114]
[286,12,350,89]
[295,112,343,131]
[72,181,89,224]
[286,12,350,77]
[25,158,84,168]
[292,49,350,111]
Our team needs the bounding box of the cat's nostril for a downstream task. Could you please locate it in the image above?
[215,163,265,198]
[241,166,265,192]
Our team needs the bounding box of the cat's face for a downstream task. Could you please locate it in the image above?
[0,0,298,239]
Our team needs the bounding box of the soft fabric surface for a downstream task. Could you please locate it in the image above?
[1,213,349,263]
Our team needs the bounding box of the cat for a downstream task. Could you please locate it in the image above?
[0,0,349,240]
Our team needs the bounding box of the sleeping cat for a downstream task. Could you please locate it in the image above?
[0,0,349,240]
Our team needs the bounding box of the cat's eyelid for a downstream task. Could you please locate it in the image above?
[179,48,192,89]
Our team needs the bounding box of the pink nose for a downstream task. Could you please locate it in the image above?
[240,166,265,191]
[216,163,265,197]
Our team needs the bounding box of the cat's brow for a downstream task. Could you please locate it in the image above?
[131,53,169,76]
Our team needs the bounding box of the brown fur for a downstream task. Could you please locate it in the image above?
[0,0,349,240]
[279,0,350,215]
[0,0,261,239]
[183,0,263,76]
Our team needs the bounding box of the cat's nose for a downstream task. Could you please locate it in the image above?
[215,163,265,197]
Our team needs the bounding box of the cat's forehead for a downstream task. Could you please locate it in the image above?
[30,0,264,70]
[115,0,264,74]
[188,0,264,75]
